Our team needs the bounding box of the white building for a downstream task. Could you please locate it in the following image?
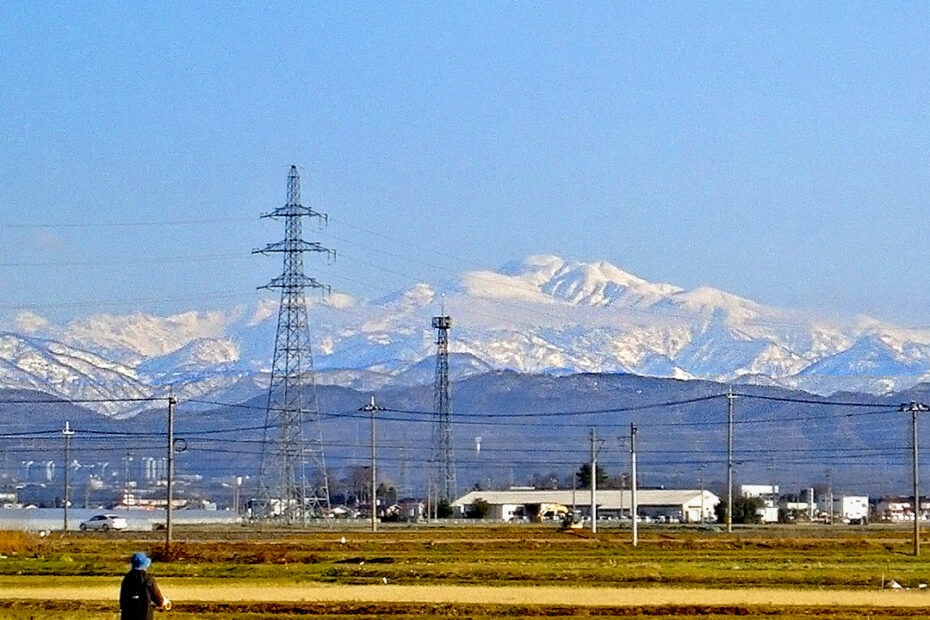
[835,496,869,522]
[453,488,719,523]
[740,484,778,500]
[740,484,779,523]
[877,500,910,521]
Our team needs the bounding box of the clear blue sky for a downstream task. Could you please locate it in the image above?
[1,3,929,324]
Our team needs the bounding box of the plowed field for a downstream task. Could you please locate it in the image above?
[1,524,930,617]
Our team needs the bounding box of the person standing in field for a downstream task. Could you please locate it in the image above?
[119,552,171,619]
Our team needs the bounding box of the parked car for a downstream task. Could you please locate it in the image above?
[79,514,127,532]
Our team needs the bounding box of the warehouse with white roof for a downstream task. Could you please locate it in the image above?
[453,488,719,523]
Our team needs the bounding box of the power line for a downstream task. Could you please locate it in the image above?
[0,216,252,229]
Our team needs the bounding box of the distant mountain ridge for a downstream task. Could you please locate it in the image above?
[2,254,930,414]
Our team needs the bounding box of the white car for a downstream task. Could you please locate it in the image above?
[79,514,128,532]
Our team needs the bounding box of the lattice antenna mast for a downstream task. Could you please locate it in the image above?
[252,165,334,522]
[432,307,456,502]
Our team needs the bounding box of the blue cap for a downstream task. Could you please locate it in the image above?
[130,552,151,570]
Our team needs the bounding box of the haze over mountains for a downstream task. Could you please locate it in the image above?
[1,254,929,415]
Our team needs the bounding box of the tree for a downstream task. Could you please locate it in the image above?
[377,482,397,507]
[713,497,764,524]
[575,463,610,489]
[437,498,454,519]
[606,472,631,490]
[469,498,491,519]
[528,471,561,490]
[341,466,371,507]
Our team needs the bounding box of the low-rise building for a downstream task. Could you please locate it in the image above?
[453,488,718,523]
[741,484,779,523]
[877,499,910,521]
[835,495,869,523]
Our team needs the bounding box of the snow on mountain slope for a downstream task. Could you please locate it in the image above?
[0,332,148,414]
[136,338,240,375]
[4,254,930,414]
[467,255,681,307]
[60,310,236,362]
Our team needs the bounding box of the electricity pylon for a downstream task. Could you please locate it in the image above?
[253,165,333,521]
[431,313,456,503]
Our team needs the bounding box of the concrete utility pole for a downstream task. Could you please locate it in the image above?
[630,424,638,547]
[233,476,242,516]
[590,428,597,533]
[426,472,433,523]
[616,438,625,525]
[361,396,385,532]
[166,395,177,548]
[571,468,577,515]
[901,402,929,556]
[726,388,735,533]
[699,464,706,525]
[62,421,74,532]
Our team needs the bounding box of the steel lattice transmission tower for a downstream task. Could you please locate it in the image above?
[431,313,456,502]
[252,165,333,521]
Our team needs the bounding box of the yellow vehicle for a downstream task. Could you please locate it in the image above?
[540,503,569,521]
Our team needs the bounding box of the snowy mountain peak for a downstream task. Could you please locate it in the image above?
[465,255,681,307]
[540,259,682,306]
[137,338,240,375]
[499,254,566,282]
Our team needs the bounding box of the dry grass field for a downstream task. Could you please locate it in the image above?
[2,524,930,617]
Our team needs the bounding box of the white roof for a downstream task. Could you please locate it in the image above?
[453,488,718,510]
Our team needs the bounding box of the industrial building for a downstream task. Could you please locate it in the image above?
[453,488,719,523]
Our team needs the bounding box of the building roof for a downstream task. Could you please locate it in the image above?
[453,488,718,511]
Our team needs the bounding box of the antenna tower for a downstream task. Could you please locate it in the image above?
[431,311,456,502]
[253,165,333,521]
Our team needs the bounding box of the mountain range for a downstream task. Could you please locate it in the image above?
[2,254,930,415]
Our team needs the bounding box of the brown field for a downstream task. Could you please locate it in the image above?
[2,524,930,617]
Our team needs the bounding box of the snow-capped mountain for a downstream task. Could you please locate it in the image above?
[2,254,930,414]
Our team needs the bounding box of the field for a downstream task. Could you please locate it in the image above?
[2,524,930,618]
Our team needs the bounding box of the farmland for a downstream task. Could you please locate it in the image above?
[2,524,930,618]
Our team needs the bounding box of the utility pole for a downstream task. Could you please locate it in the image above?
[361,396,384,532]
[62,421,74,532]
[631,423,638,547]
[726,388,735,533]
[571,466,577,515]
[901,402,929,556]
[616,437,625,524]
[166,395,176,548]
[233,476,242,516]
[426,472,432,524]
[590,428,597,533]
[699,463,706,525]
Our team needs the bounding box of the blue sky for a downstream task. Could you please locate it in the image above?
[1,3,929,324]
